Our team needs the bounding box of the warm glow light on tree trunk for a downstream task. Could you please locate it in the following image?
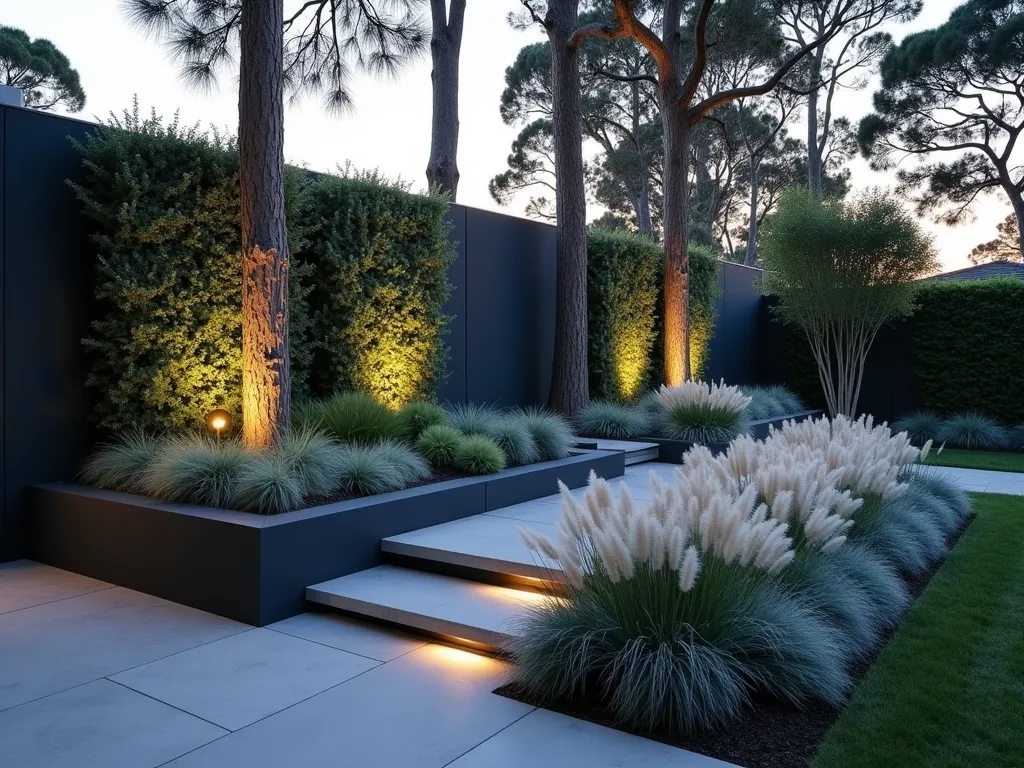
[239,0,291,449]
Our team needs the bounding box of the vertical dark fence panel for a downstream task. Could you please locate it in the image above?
[463,208,556,406]
[705,262,763,384]
[2,106,97,561]
[438,205,467,404]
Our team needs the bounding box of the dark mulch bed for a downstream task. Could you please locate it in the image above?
[301,471,467,507]
[497,516,974,768]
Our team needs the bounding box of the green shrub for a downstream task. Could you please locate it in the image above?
[294,391,401,445]
[892,409,942,447]
[300,171,455,409]
[446,402,501,436]
[80,430,161,494]
[416,424,464,469]
[144,435,251,508]
[574,401,650,439]
[70,104,311,433]
[483,418,539,466]
[396,401,448,442]
[586,229,661,401]
[453,434,506,475]
[936,411,1008,451]
[911,278,1024,425]
[514,407,574,461]
[233,454,305,514]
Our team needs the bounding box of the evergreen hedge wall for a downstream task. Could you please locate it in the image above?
[587,230,719,400]
[72,110,453,433]
[911,278,1024,424]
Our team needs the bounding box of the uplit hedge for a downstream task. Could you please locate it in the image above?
[586,229,661,401]
[299,172,454,409]
[586,232,719,401]
[72,107,452,432]
[911,278,1024,424]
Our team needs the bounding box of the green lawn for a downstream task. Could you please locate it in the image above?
[814,492,1024,768]
[923,448,1024,473]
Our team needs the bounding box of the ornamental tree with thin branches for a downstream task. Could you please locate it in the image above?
[760,188,938,417]
[858,0,1024,257]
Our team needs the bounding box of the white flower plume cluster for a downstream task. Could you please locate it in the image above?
[766,415,922,500]
[676,437,860,553]
[656,379,752,416]
[520,470,795,593]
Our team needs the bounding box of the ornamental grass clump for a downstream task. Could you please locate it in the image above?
[396,401,448,442]
[233,453,305,514]
[334,443,409,496]
[764,385,804,415]
[515,407,574,461]
[80,430,161,494]
[143,435,251,508]
[416,424,463,469]
[294,391,401,445]
[892,409,942,447]
[741,385,785,421]
[656,380,750,444]
[372,440,431,486]
[446,402,501,436]
[574,401,650,439]
[509,472,849,735]
[483,418,540,466]
[936,411,1008,450]
[453,434,506,475]
[275,427,344,496]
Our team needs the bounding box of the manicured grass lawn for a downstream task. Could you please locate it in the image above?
[923,448,1024,473]
[814,492,1024,768]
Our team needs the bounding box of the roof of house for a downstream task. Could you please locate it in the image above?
[926,260,1024,282]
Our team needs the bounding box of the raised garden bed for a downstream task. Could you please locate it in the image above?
[27,448,624,626]
[646,409,823,464]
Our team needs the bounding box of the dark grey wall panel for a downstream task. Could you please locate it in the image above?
[705,261,763,385]
[2,106,97,561]
[463,208,556,406]
[438,205,468,404]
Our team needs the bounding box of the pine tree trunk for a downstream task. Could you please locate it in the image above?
[426,0,465,198]
[744,158,760,267]
[635,181,654,237]
[239,0,290,449]
[1009,192,1024,259]
[545,0,589,414]
[806,49,824,198]
[661,94,691,386]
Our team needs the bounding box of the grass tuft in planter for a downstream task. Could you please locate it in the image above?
[294,391,401,445]
[396,401,448,442]
[79,430,161,494]
[892,409,943,447]
[484,418,539,466]
[416,424,463,469]
[276,428,344,496]
[453,434,506,475]
[334,443,409,496]
[233,453,305,514]
[763,384,804,415]
[373,440,431,486]
[446,402,501,436]
[741,385,785,420]
[657,380,750,444]
[936,411,1008,451]
[574,401,650,439]
[514,407,573,461]
[144,436,251,508]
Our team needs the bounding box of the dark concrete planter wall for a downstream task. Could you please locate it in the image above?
[28,449,624,626]
[645,409,824,464]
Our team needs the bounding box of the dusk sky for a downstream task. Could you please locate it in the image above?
[4,0,1008,270]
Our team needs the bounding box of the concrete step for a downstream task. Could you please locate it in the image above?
[576,438,660,465]
[306,565,542,652]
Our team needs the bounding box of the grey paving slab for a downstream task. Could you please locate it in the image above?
[447,708,736,767]
[484,499,562,525]
[110,628,378,731]
[383,513,554,580]
[163,644,534,768]
[268,611,428,662]
[0,587,246,711]
[0,560,110,614]
[307,566,543,648]
[0,679,226,768]
[926,466,1024,495]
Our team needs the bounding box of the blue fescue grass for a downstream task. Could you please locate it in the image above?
[484,417,540,466]
[936,411,1008,451]
[79,430,161,494]
[416,424,463,469]
[294,391,402,445]
[143,435,251,508]
[453,434,506,474]
[233,453,305,514]
[446,402,501,436]
[575,401,651,439]
[396,401,448,442]
[892,409,942,447]
[513,406,574,461]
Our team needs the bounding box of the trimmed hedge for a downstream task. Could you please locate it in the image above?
[587,229,661,401]
[300,172,454,409]
[587,230,719,401]
[911,278,1024,425]
[71,108,453,433]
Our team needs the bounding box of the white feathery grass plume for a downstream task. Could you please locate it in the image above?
[678,545,701,592]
